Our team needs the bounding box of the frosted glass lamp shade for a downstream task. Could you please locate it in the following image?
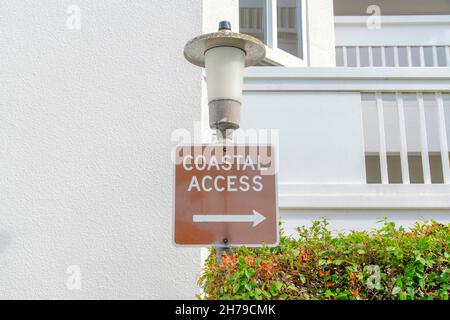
[205,46,245,103]
[183,20,265,132]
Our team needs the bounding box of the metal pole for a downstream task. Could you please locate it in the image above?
[215,128,233,264]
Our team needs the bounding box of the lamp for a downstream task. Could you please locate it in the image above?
[184,21,266,138]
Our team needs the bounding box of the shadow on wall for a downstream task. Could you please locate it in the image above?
[0,231,12,254]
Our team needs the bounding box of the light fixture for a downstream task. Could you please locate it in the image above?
[184,21,265,138]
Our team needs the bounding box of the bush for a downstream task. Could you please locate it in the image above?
[198,220,450,300]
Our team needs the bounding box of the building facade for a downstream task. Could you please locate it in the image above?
[0,0,448,299]
[238,0,450,235]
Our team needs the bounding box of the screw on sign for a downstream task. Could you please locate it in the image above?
[173,145,278,246]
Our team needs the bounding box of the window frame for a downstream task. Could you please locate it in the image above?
[240,0,308,66]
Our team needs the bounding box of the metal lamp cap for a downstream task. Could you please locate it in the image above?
[218,21,231,31]
[183,21,266,67]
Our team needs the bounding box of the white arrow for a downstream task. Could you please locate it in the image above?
[193,210,266,227]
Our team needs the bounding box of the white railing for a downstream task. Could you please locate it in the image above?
[244,67,450,208]
[334,15,450,68]
[362,91,450,184]
[336,45,450,67]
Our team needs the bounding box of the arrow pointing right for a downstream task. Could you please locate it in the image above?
[193,210,266,227]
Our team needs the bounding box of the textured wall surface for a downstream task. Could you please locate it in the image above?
[0,1,204,299]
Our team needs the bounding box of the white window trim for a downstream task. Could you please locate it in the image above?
[245,0,308,66]
[265,46,307,66]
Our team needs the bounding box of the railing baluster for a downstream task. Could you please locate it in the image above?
[394,46,399,67]
[435,92,450,183]
[355,46,360,67]
[417,92,432,184]
[432,46,438,67]
[376,93,389,184]
[396,92,410,184]
[419,46,425,67]
[406,46,412,66]
[368,46,373,67]
[446,46,450,67]
[342,46,348,67]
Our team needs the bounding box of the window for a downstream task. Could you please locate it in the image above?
[239,0,265,42]
[239,0,307,66]
[277,0,301,58]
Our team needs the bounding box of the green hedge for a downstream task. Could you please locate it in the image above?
[198,220,450,300]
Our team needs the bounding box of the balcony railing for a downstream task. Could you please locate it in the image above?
[243,67,450,209]
[334,15,450,68]
[361,91,449,185]
[336,45,450,67]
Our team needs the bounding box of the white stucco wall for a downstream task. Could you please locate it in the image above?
[0,0,207,299]
[203,0,239,33]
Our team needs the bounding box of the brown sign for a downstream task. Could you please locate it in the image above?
[173,145,278,246]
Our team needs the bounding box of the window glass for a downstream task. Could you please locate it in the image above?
[239,0,265,43]
[277,0,301,58]
[239,0,305,64]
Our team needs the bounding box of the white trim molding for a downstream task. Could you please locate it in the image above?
[244,67,450,92]
[335,15,450,26]
[279,184,450,209]
[264,47,307,66]
[334,15,450,47]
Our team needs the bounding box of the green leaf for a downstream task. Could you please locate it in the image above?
[275,281,283,290]
[262,290,271,299]
[325,289,333,298]
[269,281,283,296]
[298,274,306,283]
[199,219,450,300]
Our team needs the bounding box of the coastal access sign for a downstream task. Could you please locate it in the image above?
[173,145,278,246]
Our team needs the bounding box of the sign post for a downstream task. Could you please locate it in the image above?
[179,21,272,258]
[173,145,278,247]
